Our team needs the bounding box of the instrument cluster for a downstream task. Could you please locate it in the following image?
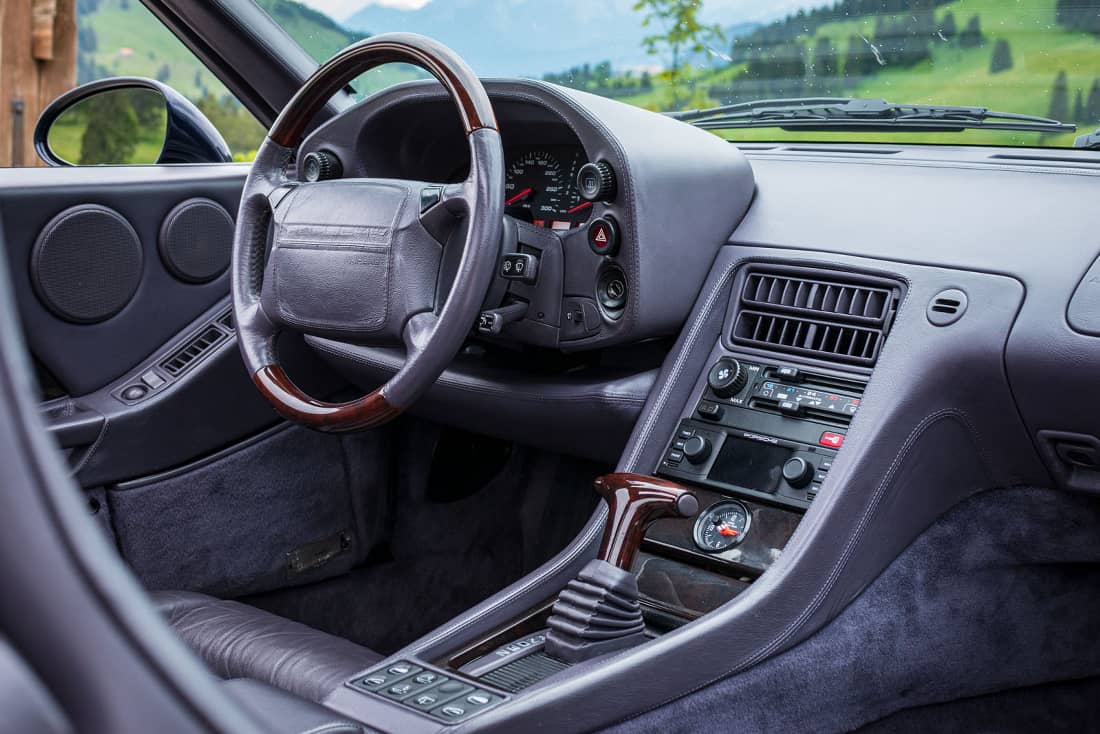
[503,146,591,230]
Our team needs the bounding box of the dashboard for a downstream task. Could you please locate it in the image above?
[298,80,753,353]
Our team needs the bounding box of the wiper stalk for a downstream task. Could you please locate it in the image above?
[670,98,1076,135]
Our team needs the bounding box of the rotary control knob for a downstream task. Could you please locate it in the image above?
[303,150,343,182]
[707,359,747,398]
[782,457,814,489]
[577,161,616,202]
[682,436,712,464]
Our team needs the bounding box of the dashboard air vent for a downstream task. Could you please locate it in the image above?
[733,268,899,366]
[160,326,227,376]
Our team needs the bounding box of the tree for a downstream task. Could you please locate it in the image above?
[156,64,171,83]
[77,25,97,54]
[812,36,839,94]
[1049,71,1070,123]
[941,11,957,40]
[959,15,983,48]
[633,0,724,109]
[1086,78,1100,124]
[989,39,1013,73]
[1074,90,1086,121]
[79,93,139,165]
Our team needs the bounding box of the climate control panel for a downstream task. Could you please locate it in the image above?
[657,357,865,511]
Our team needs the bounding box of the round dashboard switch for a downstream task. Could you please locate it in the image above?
[588,216,619,256]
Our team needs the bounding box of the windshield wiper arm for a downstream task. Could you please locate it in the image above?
[669,98,1076,135]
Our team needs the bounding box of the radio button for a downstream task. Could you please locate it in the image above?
[776,366,801,381]
[778,400,801,415]
[682,436,712,464]
[782,457,814,489]
[697,401,724,420]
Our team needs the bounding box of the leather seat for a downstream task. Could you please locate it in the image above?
[152,590,382,704]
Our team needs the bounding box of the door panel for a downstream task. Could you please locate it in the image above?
[0,164,248,395]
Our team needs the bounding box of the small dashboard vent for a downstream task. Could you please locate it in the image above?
[160,325,227,376]
[733,268,899,366]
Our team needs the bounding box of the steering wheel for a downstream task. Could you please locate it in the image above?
[232,33,503,432]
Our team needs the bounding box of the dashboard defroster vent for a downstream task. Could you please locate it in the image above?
[733,267,900,366]
[160,325,227,376]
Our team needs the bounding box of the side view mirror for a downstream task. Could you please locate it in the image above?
[34,77,232,166]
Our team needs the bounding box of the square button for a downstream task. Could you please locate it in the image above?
[462,690,502,711]
[386,662,420,677]
[432,702,470,721]
[141,370,166,389]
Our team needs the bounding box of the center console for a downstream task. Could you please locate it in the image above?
[322,247,1036,733]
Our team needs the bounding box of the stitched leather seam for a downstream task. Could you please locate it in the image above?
[623,258,740,471]
[622,408,986,723]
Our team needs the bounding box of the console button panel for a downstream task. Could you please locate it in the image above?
[349,660,507,724]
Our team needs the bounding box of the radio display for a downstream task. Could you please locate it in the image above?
[707,436,791,493]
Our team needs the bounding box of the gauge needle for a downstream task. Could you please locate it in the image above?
[718,525,739,537]
[505,188,533,205]
[566,201,593,214]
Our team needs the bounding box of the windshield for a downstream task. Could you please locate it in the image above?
[264,0,1100,150]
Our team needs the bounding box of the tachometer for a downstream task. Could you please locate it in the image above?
[504,147,591,230]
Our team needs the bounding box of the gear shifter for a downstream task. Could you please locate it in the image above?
[544,473,698,663]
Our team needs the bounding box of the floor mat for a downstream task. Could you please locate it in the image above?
[856,675,1100,734]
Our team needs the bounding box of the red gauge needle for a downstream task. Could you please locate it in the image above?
[718,525,739,537]
[505,188,533,206]
[566,201,593,214]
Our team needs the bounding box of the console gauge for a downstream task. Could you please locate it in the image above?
[693,501,751,553]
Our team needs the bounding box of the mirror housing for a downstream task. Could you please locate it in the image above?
[34,77,233,166]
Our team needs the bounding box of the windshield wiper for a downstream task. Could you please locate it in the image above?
[669,97,1076,135]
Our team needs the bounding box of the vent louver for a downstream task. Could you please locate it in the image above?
[160,326,227,376]
[733,269,898,366]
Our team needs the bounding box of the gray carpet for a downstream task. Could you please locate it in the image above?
[605,486,1100,733]
[243,419,603,654]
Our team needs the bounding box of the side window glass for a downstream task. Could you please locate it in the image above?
[1,0,265,167]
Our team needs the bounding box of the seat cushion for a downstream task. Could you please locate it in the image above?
[152,590,382,704]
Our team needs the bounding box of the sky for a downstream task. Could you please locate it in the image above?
[299,0,825,25]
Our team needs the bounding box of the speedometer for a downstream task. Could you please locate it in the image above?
[503,147,591,230]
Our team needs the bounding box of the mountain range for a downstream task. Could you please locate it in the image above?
[343,0,759,77]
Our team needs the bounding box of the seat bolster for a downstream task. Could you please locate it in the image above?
[150,590,381,704]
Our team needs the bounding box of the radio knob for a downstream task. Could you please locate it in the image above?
[782,457,814,489]
[682,436,711,464]
[708,359,747,398]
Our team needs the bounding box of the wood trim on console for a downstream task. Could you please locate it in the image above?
[252,365,402,432]
[594,473,699,570]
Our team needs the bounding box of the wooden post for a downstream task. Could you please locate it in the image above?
[0,0,77,166]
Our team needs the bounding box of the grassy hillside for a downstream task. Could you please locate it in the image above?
[624,0,1100,148]
[76,0,419,158]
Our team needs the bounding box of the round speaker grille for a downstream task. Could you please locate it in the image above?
[159,198,234,283]
[31,205,143,324]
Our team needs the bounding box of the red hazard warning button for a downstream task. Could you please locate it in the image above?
[587,216,620,256]
[819,432,845,448]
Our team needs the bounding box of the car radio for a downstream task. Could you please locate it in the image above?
[657,358,865,511]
